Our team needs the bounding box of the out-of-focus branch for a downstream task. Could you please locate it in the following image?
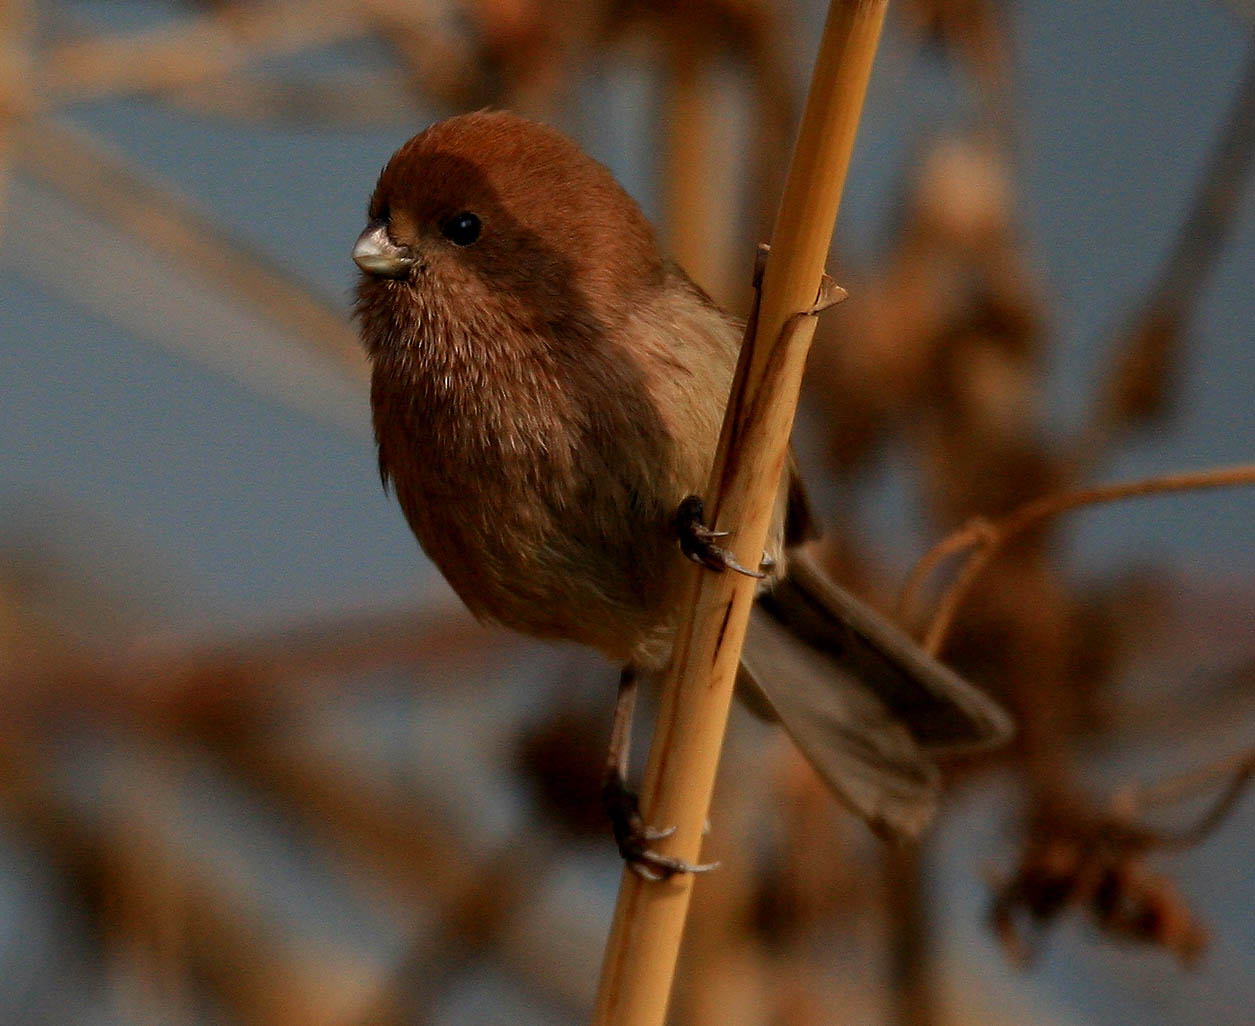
[12,119,366,382]
[1082,40,1255,458]
[1,592,584,1020]
[884,846,936,1026]
[661,27,730,303]
[0,724,406,1026]
[907,464,1255,657]
[991,744,1253,966]
[0,0,32,229]
[362,0,495,108]
[900,0,1014,139]
[171,70,419,126]
[1,598,494,728]
[1112,744,1255,850]
[42,0,366,102]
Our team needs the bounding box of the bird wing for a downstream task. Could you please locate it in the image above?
[739,550,1012,839]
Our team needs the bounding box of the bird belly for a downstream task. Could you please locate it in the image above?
[384,414,683,666]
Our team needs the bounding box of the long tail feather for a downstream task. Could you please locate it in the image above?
[739,551,1012,838]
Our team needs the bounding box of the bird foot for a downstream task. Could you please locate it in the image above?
[675,495,766,580]
[602,774,719,882]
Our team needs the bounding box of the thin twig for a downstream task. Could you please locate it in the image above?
[918,464,1255,656]
[1120,745,1255,812]
[896,516,994,624]
[1113,745,1255,851]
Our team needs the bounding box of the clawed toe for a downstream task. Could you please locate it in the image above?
[603,774,719,881]
[674,495,766,580]
[627,848,720,883]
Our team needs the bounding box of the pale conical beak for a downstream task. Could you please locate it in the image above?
[353,221,414,278]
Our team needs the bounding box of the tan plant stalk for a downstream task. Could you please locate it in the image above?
[590,4,889,1026]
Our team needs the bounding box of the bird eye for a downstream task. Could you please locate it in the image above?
[440,212,481,246]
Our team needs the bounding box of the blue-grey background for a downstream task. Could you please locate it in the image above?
[0,1,1251,1024]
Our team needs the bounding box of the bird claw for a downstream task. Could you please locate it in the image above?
[603,774,720,882]
[675,495,766,580]
[628,849,721,883]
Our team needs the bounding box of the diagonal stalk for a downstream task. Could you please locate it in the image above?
[590,5,890,1026]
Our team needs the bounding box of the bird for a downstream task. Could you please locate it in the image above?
[352,110,1011,878]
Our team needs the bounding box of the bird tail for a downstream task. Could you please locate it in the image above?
[739,551,1013,839]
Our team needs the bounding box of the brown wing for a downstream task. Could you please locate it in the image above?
[739,551,1013,839]
[783,455,822,548]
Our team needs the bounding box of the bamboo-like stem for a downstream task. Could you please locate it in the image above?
[590,4,888,1026]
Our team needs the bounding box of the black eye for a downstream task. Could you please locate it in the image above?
[441,212,481,246]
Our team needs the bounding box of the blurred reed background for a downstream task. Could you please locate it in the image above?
[1,2,1253,1025]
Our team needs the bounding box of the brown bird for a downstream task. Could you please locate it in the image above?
[353,110,1011,877]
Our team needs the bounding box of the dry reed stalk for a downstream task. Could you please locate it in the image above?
[591,4,888,1025]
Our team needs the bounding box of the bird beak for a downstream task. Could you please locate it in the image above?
[353,220,414,278]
